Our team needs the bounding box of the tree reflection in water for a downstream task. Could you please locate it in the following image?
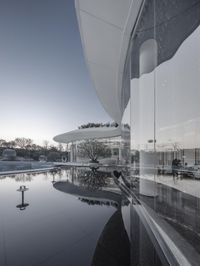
[15,173,33,182]
[77,168,111,191]
[49,169,57,184]
[48,168,64,183]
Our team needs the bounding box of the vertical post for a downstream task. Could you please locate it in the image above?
[22,191,24,205]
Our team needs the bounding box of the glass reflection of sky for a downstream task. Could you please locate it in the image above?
[131,25,200,149]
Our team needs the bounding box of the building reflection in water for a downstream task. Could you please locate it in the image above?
[49,169,57,184]
[2,167,190,264]
[53,168,166,266]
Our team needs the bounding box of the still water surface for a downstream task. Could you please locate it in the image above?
[0,167,165,266]
[0,168,123,266]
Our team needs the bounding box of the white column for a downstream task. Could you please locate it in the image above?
[139,39,157,197]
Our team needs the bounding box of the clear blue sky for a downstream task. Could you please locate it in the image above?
[0,0,110,144]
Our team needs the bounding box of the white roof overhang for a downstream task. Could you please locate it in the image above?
[53,126,121,144]
[75,0,144,123]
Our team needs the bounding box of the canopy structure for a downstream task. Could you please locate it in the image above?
[53,126,121,144]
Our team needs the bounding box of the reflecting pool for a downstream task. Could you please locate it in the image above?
[0,167,128,266]
[0,167,168,266]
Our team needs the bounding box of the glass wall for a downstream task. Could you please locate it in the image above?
[129,0,200,263]
[69,137,121,165]
[121,45,131,166]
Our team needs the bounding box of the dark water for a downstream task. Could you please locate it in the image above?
[0,167,165,266]
[0,168,125,266]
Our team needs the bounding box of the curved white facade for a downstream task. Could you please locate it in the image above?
[75,0,143,123]
[52,0,200,263]
[54,0,143,144]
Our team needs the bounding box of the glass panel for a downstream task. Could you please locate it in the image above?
[130,0,200,263]
[121,46,131,166]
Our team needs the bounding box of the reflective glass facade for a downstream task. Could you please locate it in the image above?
[122,0,200,263]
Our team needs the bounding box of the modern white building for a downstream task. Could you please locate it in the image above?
[54,126,121,162]
[54,0,200,264]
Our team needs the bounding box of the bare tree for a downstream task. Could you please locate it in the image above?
[26,138,33,147]
[57,143,63,152]
[0,139,6,147]
[31,144,37,150]
[5,141,16,149]
[2,141,11,148]
[43,140,49,150]
[15,138,32,149]
[171,142,181,151]
[77,140,111,163]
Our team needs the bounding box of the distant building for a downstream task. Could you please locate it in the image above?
[39,155,47,162]
[2,149,17,161]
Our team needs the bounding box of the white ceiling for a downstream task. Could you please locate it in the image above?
[77,0,132,29]
[75,0,143,123]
